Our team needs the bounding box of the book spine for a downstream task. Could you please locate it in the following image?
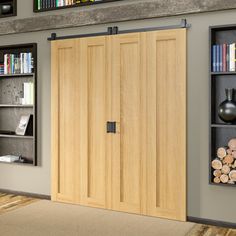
[212,45,216,72]
[28,53,32,73]
[23,83,31,105]
[38,0,41,10]
[30,82,34,105]
[219,44,223,72]
[222,44,226,72]
[7,54,10,74]
[226,44,229,72]
[24,53,28,73]
[20,53,23,74]
[230,43,235,72]
[11,54,14,74]
[4,54,7,74]
[216,45,220,72]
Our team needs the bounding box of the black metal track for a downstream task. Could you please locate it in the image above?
[48,19,191,41]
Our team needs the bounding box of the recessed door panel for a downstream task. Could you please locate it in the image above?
[79,36,110,208]
[111,33,145,214]
[51,39,79,203]
[146,29,187,221]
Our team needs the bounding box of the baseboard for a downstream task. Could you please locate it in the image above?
[0,188,51,200]
[188,216,236,229]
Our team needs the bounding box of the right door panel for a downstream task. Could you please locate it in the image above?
[146,29,187,221]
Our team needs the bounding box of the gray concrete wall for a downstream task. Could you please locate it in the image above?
[0,0,236,223]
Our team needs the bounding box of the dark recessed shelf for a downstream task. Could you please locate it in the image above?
[0,73,34,78]
[211,124,236,128]
[0,43,37,166]
[0,104,33,108]
[33,0,122,13]
[0,134,33,139]
[210,25,236,187]
[210,182,236,187]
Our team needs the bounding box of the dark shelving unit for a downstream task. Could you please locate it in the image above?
[33,0,122,13]
[0,43,37,166]
[0,0,16,18]
[210,24,236,187]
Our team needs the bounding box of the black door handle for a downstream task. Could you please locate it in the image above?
[107,122,116,133]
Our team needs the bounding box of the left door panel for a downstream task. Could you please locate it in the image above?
[51,40,80,203]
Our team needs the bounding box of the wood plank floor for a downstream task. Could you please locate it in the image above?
[0,192,38,215]
[187,224,236,236]
[0,192,235,236]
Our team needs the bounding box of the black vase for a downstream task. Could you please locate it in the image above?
[1,4,12,15]
[218,88,236,123]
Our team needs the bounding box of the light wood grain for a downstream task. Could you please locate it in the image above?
[79,36,109,208]
[51,39,79,203]
[51,29,187,221]
[146,29,187,221]
[111,33,144,214]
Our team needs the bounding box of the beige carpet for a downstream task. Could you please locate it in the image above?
[0,200,195,236]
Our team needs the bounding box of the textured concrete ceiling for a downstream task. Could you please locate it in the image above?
[1,0,236,35]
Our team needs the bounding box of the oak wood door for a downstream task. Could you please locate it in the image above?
[146,29,187,221]
[51,39,80,203]
[111,33,146,214]
[79,36,111,209]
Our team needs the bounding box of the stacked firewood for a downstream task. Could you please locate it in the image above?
[212,138,236,184]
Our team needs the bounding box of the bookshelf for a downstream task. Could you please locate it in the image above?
[0,43,37,166]
[0,0,17,18]
[210,24,236,187]
[33,0,122,12]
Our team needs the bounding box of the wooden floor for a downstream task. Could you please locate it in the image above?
[0,192,235,236]
[188,224,236,236]
[0,192,38,215]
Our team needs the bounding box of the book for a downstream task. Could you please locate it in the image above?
[216,45,220,72]
[229,43,235,72]
[212,45,216,72]
[0,155,20,163]
[22,82,33,105]
[38,0,41,10]
[15,115,31,136]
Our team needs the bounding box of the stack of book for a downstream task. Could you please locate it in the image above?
[3,53,34,75]
[0,64,4,75]
[212,43,236,72]
[37,0,98,10]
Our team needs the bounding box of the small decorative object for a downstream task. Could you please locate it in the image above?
[218,88,236,123]
[15,115,32,136]
[1,4,12,15]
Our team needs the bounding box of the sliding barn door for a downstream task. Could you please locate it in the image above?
[111,33,146,214]
[51,39,80,203]
[79,36,111,209]
[146,29,187,221]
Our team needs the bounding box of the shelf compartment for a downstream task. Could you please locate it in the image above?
[211,75,236,124]
[210,127,236,187]
[0,138,34,164]
[34,0,123,13]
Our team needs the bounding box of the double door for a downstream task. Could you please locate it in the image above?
[51,29,186,221]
